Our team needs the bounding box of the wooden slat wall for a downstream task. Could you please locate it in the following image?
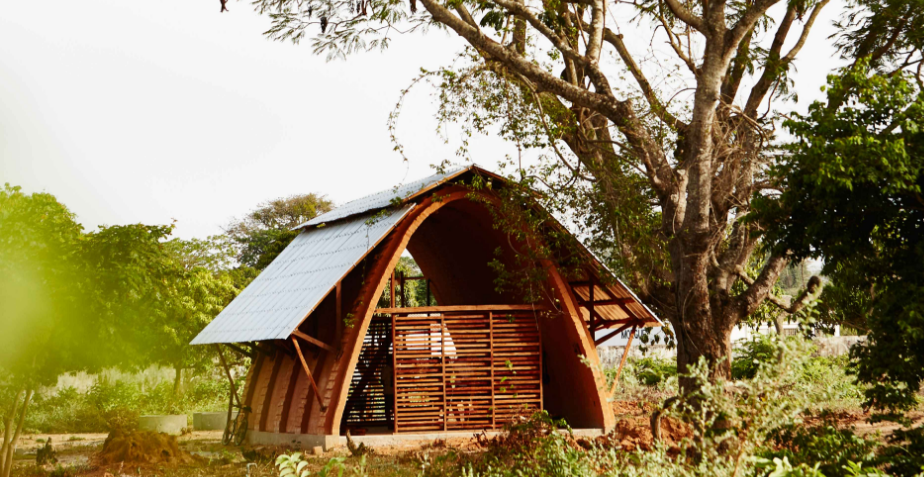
[392,310,542,433]
[492,312,542,423]
[341,318,393,430]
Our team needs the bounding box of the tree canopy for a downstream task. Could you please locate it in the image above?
[225,193,334,270]
[755,61,924,417]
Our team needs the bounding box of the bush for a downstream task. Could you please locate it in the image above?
[26,370,237,433]
[763,420,881,477]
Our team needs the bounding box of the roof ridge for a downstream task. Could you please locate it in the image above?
[292,164,475,230]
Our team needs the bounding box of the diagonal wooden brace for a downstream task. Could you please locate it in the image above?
[608,325,637,398]
[292,337,328,412]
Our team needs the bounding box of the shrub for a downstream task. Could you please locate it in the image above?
[25,370,236,433]
[762,420,880,476]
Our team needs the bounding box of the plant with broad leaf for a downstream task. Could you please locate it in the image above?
[275,452,311,477]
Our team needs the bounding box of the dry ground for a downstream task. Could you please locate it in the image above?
[9,402,923,477]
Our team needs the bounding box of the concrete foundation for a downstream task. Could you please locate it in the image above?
[193,412,238,430]
[247,428,605,451]
[138,415,187,435]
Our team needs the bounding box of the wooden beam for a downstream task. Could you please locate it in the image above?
[335,282,343,346]
[589,275,595,331]
[578,298,635,307]
[608,326,637,397]
[291,330,335,353]
[591,318,633,331]
[390,270,396,308]
[224,343,254,359]
[215,344,242,408]
[375,304,548,314]
[292,337,327,411]
[594,323,634,346]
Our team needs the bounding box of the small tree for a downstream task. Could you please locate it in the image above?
[225,193,334,270]
[153,237,241,398]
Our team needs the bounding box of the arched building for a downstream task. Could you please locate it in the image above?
[192,165,660,449]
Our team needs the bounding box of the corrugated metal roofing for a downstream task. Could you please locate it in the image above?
[293,165,470,230]
[191,204,415,345]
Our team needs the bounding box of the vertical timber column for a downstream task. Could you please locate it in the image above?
[391,312,397,433]
[441,313,447,432]
[489,312,495,429]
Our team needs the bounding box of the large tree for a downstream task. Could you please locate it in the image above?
[0,185,174,477]
[236,0,878,385]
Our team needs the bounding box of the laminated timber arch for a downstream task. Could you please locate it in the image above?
[193,165,660,448]
[325,188,615,434]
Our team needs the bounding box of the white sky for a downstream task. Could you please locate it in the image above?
[1,0,845,240]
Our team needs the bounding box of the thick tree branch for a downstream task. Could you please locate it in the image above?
[599,27,687,131]
[744,0,829,116]
[725,0,784,61]
[736,268,822,314]
[734,253,789,318]
[586,0,605,64]
[781,0,830,62]
[492,0,614,94]
[662,0,704,32]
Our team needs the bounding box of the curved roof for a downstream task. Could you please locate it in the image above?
[191,204,415,345]
[293,165,471,230]
[192,164,659,345]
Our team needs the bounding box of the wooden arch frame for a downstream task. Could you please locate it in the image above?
[243,186,617,441]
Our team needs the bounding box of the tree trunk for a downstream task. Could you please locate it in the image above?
[674,312,734,392]
[173,365,183,399]
[0,389,23,474]
[1,389,33,477]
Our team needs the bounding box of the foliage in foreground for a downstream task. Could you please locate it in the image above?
[414,338,921,477]
[23,371,239,434]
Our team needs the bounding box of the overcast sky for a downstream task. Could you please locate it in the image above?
[1,0,845,240]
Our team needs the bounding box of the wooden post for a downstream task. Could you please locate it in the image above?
[391,312,397,433]
[400,272,406,308]
[589,275,595,331]
[390,270,396,308]
[336,282,343,345]
[441,314,447,432]
[215,345,241,408]
[608,326,637,397]
[489,312,495,430]
[292,337,326,411]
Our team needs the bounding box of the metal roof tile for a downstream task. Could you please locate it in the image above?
[191,204,415,345]
[293,165,470,230]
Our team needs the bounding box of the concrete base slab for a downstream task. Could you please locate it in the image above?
[138,415,187,435]
[247,428,605,451]
[193,412,238,431]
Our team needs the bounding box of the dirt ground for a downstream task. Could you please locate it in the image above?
[10,403,923,477]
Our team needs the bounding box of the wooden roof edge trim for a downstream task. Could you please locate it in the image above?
[293,165,500,232]
[375,304,549,314]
